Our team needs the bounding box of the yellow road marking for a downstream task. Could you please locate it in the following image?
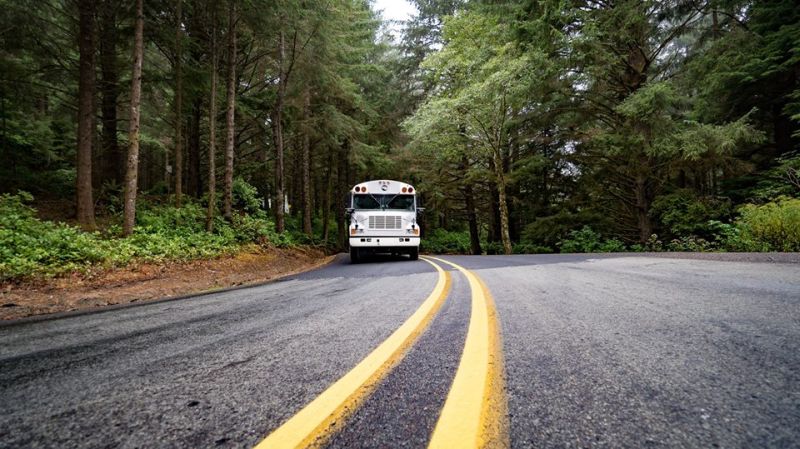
[254,258,451,449]
[425,256,509,449]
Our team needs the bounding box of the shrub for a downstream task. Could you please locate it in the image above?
[421,229,471,254]
[482,241,505,255]
[0,192,292,281]
[0,192,109,279]
[512,243,553,254]
[558,226,626,253]
[232,177,266,217]
[728,197,800,251]
[629,234,666,252]
[650,189,732,239]
[666,236,715,252]
[522,210,612,250]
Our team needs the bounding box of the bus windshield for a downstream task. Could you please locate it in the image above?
[353,194,415,211]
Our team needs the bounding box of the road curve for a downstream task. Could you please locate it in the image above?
[1,253,799,448]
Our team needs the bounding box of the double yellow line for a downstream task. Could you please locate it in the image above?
[254,257,507,449]
[426,257,508,449]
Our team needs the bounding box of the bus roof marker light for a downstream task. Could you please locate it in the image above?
[402,187,407,193]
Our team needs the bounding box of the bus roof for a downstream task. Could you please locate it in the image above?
[352,180,416,195]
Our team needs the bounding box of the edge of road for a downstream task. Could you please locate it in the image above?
[0,253,341,329]
[6,252,795,329]
[455,252,800,264]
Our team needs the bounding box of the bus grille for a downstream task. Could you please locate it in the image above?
[369,215,402,230]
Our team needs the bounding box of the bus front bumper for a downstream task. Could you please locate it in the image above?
[349,236,420,248]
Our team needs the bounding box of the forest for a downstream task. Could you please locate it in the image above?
[1,0,799,281]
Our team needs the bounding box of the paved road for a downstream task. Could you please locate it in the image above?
[1,254,799,448]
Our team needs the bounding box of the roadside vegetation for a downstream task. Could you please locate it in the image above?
[422,196,800,254]
[1,0,798,283]
[0,187,296,281]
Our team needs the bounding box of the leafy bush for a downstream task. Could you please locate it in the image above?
[0,192,292,281]
[727,197,800,251]
[746,152,800,201]
[666,236,715,252]
[232,177,266,217]
[522,210,612,251]
[650,190,732,239]
[512,243,553,254]
[421,228,471,254]
[706,221,763,252]
[0,192,110,279]
[482,241,505,255]
[558,226,626,253]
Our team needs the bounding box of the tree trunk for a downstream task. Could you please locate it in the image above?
[291,139,301,218]
[76,0,96,231]
[634,172,653,243]
[272,30,286,232]
[464,184,481,255]
[187,98,201,197]
[174,0,183,207]
[336,139,349,250]
[493,150,512,255]
[206,12,218,232]
[99,0,121,186]
[488,184,501,245]
[302,89,313,236]
[322,146,334,242]
[458,154,481,255]
[223,0,236,221]
[123,0,144,236]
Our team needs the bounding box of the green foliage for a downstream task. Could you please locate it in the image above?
[558,227,626,253]
[0,192,108,280]
[706,221,768,252]
[512,243,553,254]
[482,241,505,256]
[421,229,471,254]
[628,234,665,252]
[0,192,292,281]
[747,152,800,201]
[666,236,715,252]
[730,197,800,252]
[232,177,266,217]
[650,190,732,239]
[522,211,612,250]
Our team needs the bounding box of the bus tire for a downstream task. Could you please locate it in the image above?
[409,247,419,261]
[350,247,360,264]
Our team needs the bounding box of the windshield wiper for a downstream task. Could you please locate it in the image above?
[367,193,383,210]
[382,194,399,211]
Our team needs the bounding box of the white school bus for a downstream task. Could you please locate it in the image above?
[347,180,423,263]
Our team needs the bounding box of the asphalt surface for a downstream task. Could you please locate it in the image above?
[1,253,799,448]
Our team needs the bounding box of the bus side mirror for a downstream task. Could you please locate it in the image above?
[346,208,354,218]
[416,207,425,213]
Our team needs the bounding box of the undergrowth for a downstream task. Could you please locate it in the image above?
[0,192,293,281]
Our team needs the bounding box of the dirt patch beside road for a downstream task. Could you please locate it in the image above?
[0,246,333,321]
